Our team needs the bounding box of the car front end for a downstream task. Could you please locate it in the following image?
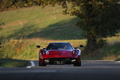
[37,42,83,66]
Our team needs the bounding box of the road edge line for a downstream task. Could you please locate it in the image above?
[116,61,120,63]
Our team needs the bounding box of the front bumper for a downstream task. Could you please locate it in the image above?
[44,58,77,64]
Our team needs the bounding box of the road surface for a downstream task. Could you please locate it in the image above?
[0,60,120,80]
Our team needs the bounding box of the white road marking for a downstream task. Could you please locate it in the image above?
[26,66,32,68]
[31,61,35,66]
[116,61,120,63]
[26,61,35,68]
[38,70,57,72]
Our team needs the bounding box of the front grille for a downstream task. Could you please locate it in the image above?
[49,58,71,61]
[44,58,76,64]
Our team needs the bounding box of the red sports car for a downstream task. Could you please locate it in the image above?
[37,42,83,66]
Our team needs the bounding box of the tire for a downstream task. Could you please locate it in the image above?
[39,60,41,66]
[74,61,81,66]
[39,60,46,66]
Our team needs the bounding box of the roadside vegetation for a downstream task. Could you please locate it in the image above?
[0,58,29,67]
[0,4,120,67]
[82,37,120,60]
[0,37,120,60]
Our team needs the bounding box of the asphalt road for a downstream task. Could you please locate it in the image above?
[0,60,120,80]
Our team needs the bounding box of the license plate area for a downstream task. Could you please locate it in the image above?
[54,61,65,64]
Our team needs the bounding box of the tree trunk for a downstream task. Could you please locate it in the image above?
[86,37,98,54]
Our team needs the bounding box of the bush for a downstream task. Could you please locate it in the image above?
[97,39,107,48]
[0,39,28,59]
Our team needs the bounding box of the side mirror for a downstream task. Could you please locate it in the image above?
[43,48,46,49]
[74,47,77,49]
[36,45,41,48]
[80,45,84,47]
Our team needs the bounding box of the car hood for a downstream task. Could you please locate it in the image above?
[48,50,73,58]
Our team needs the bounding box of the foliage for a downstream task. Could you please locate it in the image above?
[82,38,120,60]
[39,0,120,53]
[0,22,5,47]
[0,0,41,11]
[103,42,120,59]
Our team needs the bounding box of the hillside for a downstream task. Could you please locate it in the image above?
[0,5,84,40]
[0,6,120,60]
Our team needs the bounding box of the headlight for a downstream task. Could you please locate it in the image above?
[73,50,76,54]
[45,59,49,63]
[43,51,48,54]
[73,50,79,54]
[71,59,76,62]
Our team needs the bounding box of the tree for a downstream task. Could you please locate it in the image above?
[0,22,5,45]
[0,22,5,49]
[39,0,120,53]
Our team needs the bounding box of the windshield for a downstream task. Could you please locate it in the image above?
[46,43,73,50]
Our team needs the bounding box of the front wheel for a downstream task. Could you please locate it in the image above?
[39,60,46,66]
[74,61,81,66]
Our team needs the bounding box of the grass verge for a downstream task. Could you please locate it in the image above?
[81,37,120,61]
[0,39,86,60]
[0,37,120,60]
[0,58,29,67]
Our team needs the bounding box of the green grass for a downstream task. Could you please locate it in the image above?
[0,5,83,40]
[0,58,29,67]
[0,37,120,60]
[81,37,120,60]
[0,5,120,61]
[0,39,86,60]
[102,40,120,60]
